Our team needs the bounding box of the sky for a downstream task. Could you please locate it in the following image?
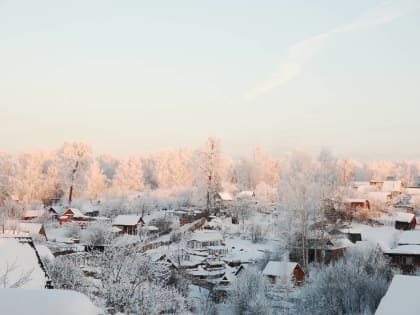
[1,0,420,160]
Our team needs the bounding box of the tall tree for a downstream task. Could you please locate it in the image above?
[196,137,224,210]
[58,142,92,205]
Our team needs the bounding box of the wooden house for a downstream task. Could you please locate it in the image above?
[262,261,304,286]
[59,208,92,225]
[112,215,144,235]
[384,231,420,273]
[394,212,416,230]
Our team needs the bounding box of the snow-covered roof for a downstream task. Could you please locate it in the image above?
[0,238,47,288]
[64,208,86,218]
[394,212,415,223]
[385,245,420,255]
[262,261,299,278]
[217,192,234,201]
[112,215,142,226]
[0,289,103,315]
[23,210,44,218]
[376,275,420,315]
[189,231,224,243]
[398,231,420,245]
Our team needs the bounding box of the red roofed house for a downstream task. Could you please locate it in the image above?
[59,208,92,225]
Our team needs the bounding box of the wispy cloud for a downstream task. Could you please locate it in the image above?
[245,0,419,100]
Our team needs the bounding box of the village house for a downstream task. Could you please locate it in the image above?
[112,215,144,235]
[187,231,224,250]
[59,208,93,225]
[262,261,305,286]
[384,230,420,273]
[394,212,416,230]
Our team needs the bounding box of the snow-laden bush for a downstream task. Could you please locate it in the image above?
[297,244,392,315]
[96,246,187,314]
[46,256,88,293]
[83,221,114,247]
[64,222,81,238]
[228,267,272,315]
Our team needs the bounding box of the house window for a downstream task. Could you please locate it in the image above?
[405,257,414,265]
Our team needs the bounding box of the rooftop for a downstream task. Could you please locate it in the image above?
[112,215,142,226]
[376,275,420,315]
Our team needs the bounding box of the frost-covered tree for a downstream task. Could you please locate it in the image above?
[58,142,92,205]
[229,267,272,315]
[194,137,225,210]
[236,146,280,190]
[279,151,320,272]
[87,160,107,199]
[111,157,144,196]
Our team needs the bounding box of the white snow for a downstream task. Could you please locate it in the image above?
[112,215,141,226]
[351,223,399,251]
[34,244,55,262]
[397,230,420,245]
[367,192,391,203]
[0,238,47,288]
[375,275,420,315]
[0,288,103,315]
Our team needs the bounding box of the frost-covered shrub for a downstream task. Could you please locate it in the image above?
[228,267,272,315]
[46,256,88,293]
[298,244,392,315]
[64,222,81,238]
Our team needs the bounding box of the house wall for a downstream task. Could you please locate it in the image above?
[395,220,416,230]
[293,266,305,285]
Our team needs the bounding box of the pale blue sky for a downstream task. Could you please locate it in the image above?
[1,0,419,160]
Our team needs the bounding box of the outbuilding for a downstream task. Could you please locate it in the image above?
[262,261,304,286]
